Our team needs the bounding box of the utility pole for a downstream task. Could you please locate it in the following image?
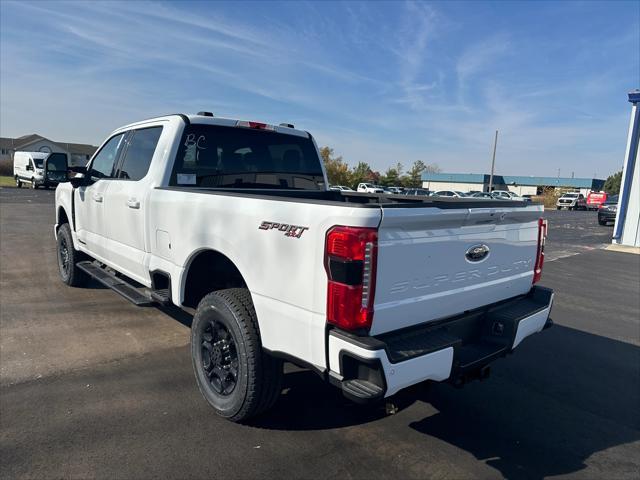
[488,130,498,192]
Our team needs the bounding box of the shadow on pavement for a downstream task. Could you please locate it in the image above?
[409,324,640,479]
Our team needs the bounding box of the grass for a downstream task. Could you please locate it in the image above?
[0,176,16,187]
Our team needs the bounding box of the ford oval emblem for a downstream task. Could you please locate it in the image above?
[465,244,490,262]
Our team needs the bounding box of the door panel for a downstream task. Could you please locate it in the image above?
[103,126,163,283]
[103,180,147,281]
[74,133,126,259]
[75,181,112,258]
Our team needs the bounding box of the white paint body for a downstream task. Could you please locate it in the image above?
[357,183,384,193]
[13,151,47,185]
[55,114,552,397]
[556,192,586,209]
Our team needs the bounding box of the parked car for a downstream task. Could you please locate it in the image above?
[587,191,608,211]
[431,190,467,198]
[556,192,587,210]
[53,112,553,423]
[329,185,354,192]
[386,186,404,194]
[598,195,618,225]
[491,190,529,202]
[357,183,384,193]
[403,188,430,196]
[470,192,494,199]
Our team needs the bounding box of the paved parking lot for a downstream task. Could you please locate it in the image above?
[1,188,639,479]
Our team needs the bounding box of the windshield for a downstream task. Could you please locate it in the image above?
[564,193,579,198]
[606,195,619,204]
[33,158,44,168]
[170,124,325,190]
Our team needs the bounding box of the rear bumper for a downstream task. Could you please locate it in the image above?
[328,286,554,402]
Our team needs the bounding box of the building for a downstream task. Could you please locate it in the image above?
[0,134,98,166]
[613,90,640,247]
[422,172,605,197]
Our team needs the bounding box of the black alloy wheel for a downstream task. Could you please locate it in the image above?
[199,319,240,396]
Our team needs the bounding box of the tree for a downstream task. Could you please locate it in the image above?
[320,147,351,187]
[404,160,441,188]
[318,145,440,190]
[604,170,622,195]
[380,163,403,186]
[351,161,374,188]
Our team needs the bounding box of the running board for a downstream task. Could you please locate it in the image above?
[77,261,156,306]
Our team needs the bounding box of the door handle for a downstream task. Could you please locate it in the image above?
[92,193,103,203]
[127,198,140,209]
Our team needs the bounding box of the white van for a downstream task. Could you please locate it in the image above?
[13,151,68,189]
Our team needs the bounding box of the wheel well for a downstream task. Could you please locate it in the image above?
[57,207,69,228]
[182,250,247,308]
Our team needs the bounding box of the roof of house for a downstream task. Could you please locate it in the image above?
[0,134,97,156]
[422,172,605,189]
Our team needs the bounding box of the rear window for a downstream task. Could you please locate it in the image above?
[170,125,325,190]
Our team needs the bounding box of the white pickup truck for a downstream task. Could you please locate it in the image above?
[54,113,554,422]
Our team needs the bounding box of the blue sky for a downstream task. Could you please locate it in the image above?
[1,1,638,178]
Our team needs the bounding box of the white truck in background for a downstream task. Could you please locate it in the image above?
[54,113,554,422]
[357,183,384,193]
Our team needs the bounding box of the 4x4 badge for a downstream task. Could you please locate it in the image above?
[259,221,309,238]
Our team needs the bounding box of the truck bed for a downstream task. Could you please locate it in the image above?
[157,187,532,209]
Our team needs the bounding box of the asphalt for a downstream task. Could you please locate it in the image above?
[1,188,639,479]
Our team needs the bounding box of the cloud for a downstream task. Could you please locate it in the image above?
[456,33,512,98]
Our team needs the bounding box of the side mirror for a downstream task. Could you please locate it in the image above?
[68,172,87,188]
[26,165,33,171]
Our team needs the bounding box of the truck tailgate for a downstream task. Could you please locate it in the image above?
[371,204,543,335]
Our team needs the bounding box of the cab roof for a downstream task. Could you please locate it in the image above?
[117,113,310,139]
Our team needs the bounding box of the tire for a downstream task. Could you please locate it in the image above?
[556,207,561,210]
[15,177,21,188]
[56,223,89,287]
[191,288,283,423]
[598,219,607,226]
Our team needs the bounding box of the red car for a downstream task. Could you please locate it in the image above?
[586,191,608,211]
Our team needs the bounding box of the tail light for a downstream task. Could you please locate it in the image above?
[325,226,378,331]
[533,217,547,284]
[236,120,276,131]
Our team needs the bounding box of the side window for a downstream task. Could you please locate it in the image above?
[90,133,125,180]
[118,126,163,181]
